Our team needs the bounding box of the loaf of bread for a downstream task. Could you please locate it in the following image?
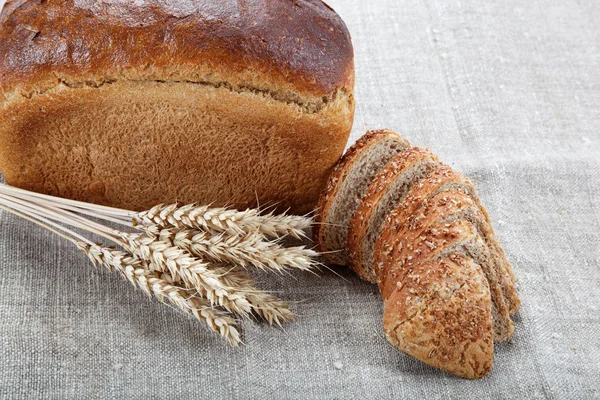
[315,129,520,379]
[0,0,355,213]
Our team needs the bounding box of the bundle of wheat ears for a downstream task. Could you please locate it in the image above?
[0,184,320,345]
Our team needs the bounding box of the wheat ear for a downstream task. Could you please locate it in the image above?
[121,232,257,317]
[133,203,312,238]
[146,228,296,325]
[78,242,241,345]
[146,226,318,273]
[188,266,294,326]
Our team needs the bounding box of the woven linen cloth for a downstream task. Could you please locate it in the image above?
[1,0,599,398]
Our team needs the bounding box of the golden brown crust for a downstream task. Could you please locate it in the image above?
[371,165,519,315]
[381,219,478,301]
[387,192,487,296]
[0,0,354,99]
[313,129,409,265]
[0,0,355,213]
[383,254,494,379]
[347,147,439,282]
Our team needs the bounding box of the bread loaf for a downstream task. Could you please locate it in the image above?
[0,0,355,213]
[315,130,520,378]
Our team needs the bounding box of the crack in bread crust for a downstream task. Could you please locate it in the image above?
[3,76,353,115]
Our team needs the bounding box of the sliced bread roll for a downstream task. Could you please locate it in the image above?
[382,216,514,341]
[383,253,494,379]
[372,166,519,314]
[393,191,515,327]
[314,129,410,265]
[347,147,440,282]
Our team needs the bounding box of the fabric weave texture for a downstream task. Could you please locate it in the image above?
[0,0,599,398]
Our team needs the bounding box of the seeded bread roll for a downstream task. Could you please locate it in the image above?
[314,129,410,265]
[315,130,519,377]
[383,253,494,379]
[347,147,440,282]
[0,0,355,213]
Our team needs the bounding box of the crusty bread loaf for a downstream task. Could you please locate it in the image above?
[314,130,410,265]
[347,147,440,282]
[383,253,494,379]
[0,0,355,213]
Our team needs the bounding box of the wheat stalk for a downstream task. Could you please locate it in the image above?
[0,184,317,344]
[78,242,242,345]
[133,203,312,239]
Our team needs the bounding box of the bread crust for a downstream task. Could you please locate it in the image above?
[314,129,409,265]
[383,253,494,379]
[0,0,354,100]
[381,219,478,300]
[372,166,519,314]
[347,147,439,282]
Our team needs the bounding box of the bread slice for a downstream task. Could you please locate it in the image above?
[314,130,410,265]
[372,166,519,314]
[383,253,494,379]
[468,199,520,314]
[436,194,520,315]
[382,216,514,342]
[347,147,440,282]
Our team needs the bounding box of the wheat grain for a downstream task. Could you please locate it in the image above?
[133,203,312,238]
[78,242,241,345]
[193,264,294,326]
[246,292,295,327]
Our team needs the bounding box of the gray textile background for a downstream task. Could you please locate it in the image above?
[1,0,599,398]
